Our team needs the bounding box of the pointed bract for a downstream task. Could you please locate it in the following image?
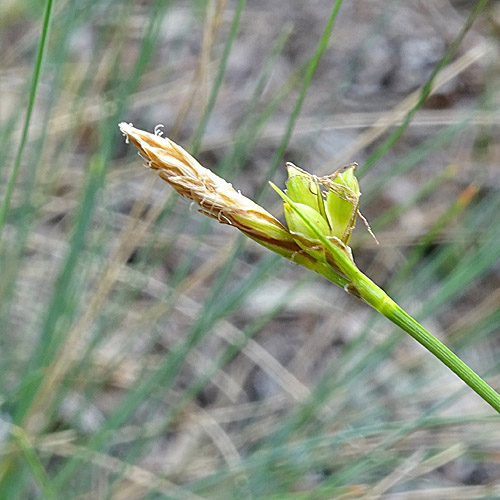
[325,165,360,244]
[286,163,327,221]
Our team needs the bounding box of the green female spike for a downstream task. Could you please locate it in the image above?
[285,163,327,220]
[325,164,360,244]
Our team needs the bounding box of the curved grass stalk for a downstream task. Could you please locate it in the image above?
[120,123,500,414]
[271,185,500,414]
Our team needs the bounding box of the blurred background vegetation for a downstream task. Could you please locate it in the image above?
[1,0,500,498]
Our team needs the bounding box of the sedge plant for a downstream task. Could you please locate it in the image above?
[119,122,500,414]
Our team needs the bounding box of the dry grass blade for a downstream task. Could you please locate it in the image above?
[321,42,492,173]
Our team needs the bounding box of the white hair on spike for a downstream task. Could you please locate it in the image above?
[121,122,134,143]
[154,124,165,137]
[137,151,152,169]
[218,212,232,225]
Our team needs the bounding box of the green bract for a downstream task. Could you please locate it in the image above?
[286,163,327,219]
[325,165,359,244]
[284,202,330,262]
[283,163,360,260]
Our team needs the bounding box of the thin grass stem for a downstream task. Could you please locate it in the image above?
[256,0,345,199]
[359,0,490,175]
[190,0,246,155]
[272,184,500,414]
[0,0,54,242]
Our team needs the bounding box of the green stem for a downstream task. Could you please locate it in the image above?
[0,0,54,242]
[354,272,500,414]
[257,0,344,198]
[190,0,246,155]
[271,183,500,413]
[10,426,57,500]
[358,0,490,175]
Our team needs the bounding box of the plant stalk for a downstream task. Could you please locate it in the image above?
[272,184,500,414]
[353,271,500,413]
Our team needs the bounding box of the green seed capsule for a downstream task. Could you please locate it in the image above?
[284,202,330,262]
[325,165,359,244]
[286,163,327,221]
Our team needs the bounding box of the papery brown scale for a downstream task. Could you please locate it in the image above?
[119,122,302,260]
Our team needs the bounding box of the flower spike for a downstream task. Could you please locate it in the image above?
[119,122,500,414]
